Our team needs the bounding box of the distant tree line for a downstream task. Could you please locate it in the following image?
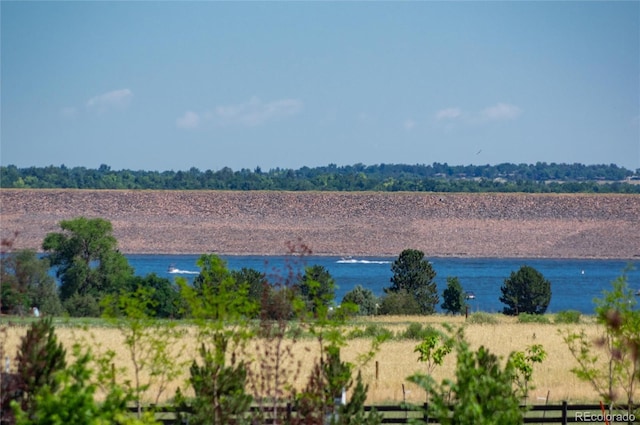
[1,162,639,193]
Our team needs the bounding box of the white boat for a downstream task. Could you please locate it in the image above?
[337,256,357,264]
[168,265,199,274]
[465,291,476,300]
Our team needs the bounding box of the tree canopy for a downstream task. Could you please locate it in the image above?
[387,249,439,315]
[499,265,552,315]
[42,217,133,316]
[341,285,378,316]
[297,265,336,315]
[441,276,467,315]
[2,162,638,193]
[0,249,63,316]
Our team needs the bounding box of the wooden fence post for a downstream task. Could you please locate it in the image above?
[561,400,568,425]
[423,402,429,423]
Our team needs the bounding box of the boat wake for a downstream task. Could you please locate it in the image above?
[168,267,199,274]
[336,258,391,265]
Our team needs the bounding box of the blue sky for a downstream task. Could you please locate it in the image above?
[2,1,639,172]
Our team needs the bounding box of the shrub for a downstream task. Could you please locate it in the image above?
[293,346,382,425]
[13,344,159,425]
[517,313,551,324]
[562,271,639,415]
[341,285,378,316]
[414,329,453,382]
[466,312,498,325]
[260,286,295,321]
[348,324,393,340]
[510,344,547,405]
[378,290,421,315]
[400,323,439,340]
[554,310,581,324]
[409,328,523,424]
[63,293,100,317]
[185,342,252,425]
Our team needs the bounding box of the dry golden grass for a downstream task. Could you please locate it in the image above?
[0,315,627,406]
[343,315,607,404]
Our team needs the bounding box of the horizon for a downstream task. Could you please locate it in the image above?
[2,2,639,171]
[1,160,639,174]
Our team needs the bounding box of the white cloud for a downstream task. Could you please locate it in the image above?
[176,111,200,129]
[480,103,522,121]
[177,97,303,130]
[212,96,303,126]
[86,89,133,110]
[434,103,522,127]
[435,107,462,121]
[403,118,416,131]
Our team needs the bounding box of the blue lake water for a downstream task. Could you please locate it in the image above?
[125,255,640,315]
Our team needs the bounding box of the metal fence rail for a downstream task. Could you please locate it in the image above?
[133,402,638,424]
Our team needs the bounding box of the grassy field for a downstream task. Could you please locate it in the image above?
[0,314,620,406]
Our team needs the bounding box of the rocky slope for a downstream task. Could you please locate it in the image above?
[1,189,638,258]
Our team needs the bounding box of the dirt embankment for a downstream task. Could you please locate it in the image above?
[1,189,638,259]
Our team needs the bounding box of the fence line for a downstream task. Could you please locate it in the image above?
[134,402,638,425]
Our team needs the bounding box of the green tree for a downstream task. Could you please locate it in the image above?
[499,265,551,315]
[414,327,453,402]
[125,273,183,319]
[0,243,31,315]
[3,318,67,423]
[341,285,378,316]
[185,254,257,322]
[510,344,547,405]
[409,328,523,425]
[102,287,187,413]
[183,341,252,425]
[192,255,229,296]
[293,346,382,425]
[63,293,101,317]
[231,267,268,307]
[378,290,421,315]
[297,265,336,315]
[175,254,256,424]
[562,271,639,416]
[291,255,382,425]
[259,284,296,321]
[13,344,159,425]
[42,217,133,316]
[441,276,466,315]
[387,249,438,315]
[414,328,453,376]
[0,249,62,316]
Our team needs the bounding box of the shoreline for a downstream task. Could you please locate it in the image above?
[124,251,640,260]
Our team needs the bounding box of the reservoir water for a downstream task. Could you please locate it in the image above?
[125,255,640,315]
